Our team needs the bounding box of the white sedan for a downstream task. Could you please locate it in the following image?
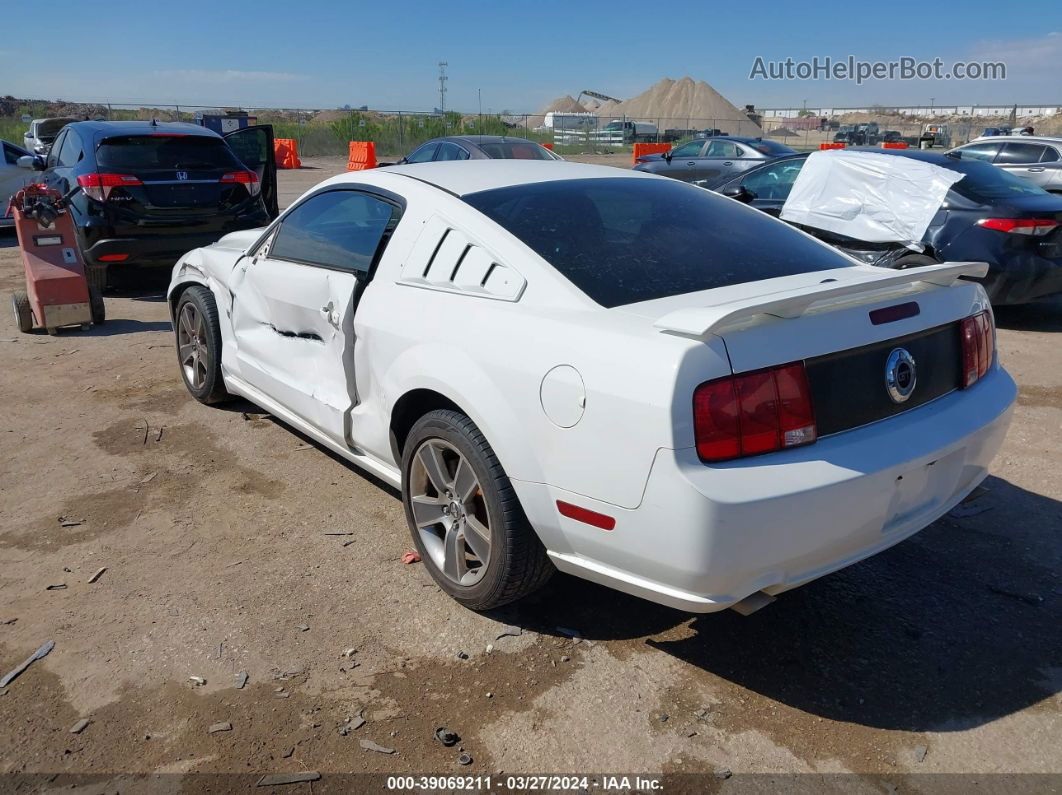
[167,161,1016,613]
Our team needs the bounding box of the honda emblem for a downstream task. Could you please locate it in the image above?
[176,171,188,181]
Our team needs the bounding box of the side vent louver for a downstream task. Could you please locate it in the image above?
[399,216,526,301]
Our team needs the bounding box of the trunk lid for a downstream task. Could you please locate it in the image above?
[622,262,990,436]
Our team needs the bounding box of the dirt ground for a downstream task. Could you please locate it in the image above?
[0,156,1059,791]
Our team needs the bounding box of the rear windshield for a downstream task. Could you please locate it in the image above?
[945,158,1048,201]
[463,177,854,307]
[478,141,556,160]
[750,139,796,155]
[96,135,240,170]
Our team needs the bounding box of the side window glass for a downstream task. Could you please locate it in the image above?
[406,143,438,163]
[435,142,465,161]
[4,144,23,165]
[706,140,739,158]
[1041,147,1060,163]
[742,160,804,201]
[47,132,65,168]
[270,190,400,274]
[57,132,80,167]
[955,143,1000,162]
[997,143,1047,164]
[671,141,703,158]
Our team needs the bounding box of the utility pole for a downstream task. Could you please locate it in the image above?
[438,62,448,114]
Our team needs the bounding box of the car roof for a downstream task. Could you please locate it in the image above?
[66,120,221,138]
[962,135,1062,145]
[374,160,655,196]
[446,135,540,145]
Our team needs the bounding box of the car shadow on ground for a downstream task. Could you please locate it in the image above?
[500,475,1060,732]
[0,231,18,248]
[84,318,172,336]
[994,295,1062,332]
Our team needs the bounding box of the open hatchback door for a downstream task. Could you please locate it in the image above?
[224,125,279,219]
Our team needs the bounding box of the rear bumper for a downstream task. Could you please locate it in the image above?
[79,210,269,269]
[520,365,1016,613]
[82,232,233,269]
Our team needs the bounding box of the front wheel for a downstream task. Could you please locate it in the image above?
[402,410,553,610]
[174,286,229,404]
[12,291,33,333]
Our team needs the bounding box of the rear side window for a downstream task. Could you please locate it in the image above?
[435,142,469,161]
[996,143,1048,165]
[271,190,399,274]
[96,135,240,170]
[750,140,796,155]
[463,177,854,308]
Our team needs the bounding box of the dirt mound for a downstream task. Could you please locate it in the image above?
[539,95,589,115]
[604,77,760,133]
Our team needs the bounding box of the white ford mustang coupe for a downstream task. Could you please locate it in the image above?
[167,161,1016,613]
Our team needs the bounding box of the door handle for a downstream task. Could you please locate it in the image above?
[722,161,733,166]
[687,161,696,166]
[1028,167,1045,172]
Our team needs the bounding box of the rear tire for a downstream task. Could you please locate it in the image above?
[174,286,229,405]
[401,409,553,611]
[88,287,105,325]
[85,264,107,293]
[12,291,32,333]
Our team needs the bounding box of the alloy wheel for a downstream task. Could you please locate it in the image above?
[409,438,492,586]
[177,301,209,391]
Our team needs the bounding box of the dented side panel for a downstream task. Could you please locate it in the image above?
[229,255,360,447]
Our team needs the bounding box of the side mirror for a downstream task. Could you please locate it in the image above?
[17,155,44,171]
[663,151,673,163]
[722,184,755,203]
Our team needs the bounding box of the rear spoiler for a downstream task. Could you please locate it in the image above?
[654,261,989,338]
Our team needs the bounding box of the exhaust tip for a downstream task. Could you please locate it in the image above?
[730,591,776,616]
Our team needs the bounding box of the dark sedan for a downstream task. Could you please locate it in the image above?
[711,150,1062,305]
[632,136,795,186]
[397,135,561,164]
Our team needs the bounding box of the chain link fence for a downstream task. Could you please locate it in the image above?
[0,99,1044,162]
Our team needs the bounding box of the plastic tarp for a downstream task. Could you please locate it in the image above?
[780,150,965,244]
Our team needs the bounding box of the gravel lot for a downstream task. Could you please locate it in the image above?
[0,156,1059,788]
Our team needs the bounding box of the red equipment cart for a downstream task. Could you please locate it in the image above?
[9,184,104,334]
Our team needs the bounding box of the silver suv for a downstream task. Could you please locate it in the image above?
[948,136,1062,192]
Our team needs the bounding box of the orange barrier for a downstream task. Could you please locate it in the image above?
[274,138,302,169]
[540,142,554,151]
[346,141,377,171]
[819,142,846,150]
[881,141,909,149]
[632,142,671,164]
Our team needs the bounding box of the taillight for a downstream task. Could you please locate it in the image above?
[77,173,142,201]
[220,170,260,196]
[976,218,1058,236]
[693,361,817,462]
[960,310,995,388]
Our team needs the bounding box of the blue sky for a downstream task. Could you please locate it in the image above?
[3,0,1060,112]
